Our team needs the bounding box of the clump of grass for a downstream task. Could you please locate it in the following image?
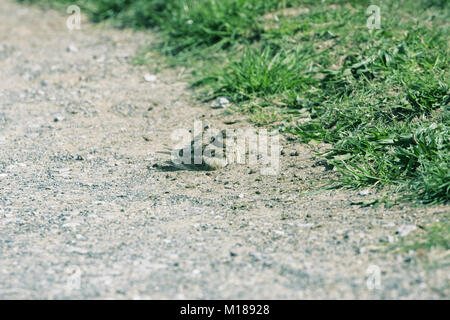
[208,45,318,105]
[397,219,450,252]
[19,0,450,204]
[197,0,449,204]
[157,0,297,54]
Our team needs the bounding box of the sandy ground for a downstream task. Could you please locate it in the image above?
[0,0,448,299]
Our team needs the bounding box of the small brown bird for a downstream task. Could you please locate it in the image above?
[157,129,229,171]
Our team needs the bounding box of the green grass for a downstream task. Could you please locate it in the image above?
[18,0,450,204]
[395,217,449,253]
[391,217,449,273]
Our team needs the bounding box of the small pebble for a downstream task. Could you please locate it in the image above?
[358,189,370,196]
[66,44,78,52]
[211,97,231,109]
[144,73,157,82]
[396,225,417,237]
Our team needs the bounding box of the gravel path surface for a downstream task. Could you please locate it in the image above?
[0,0,448,299]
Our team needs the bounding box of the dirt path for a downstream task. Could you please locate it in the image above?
[0,0,448,299]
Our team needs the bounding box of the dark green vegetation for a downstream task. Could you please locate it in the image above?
[19,0,449,204]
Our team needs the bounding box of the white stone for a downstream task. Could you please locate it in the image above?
[397,225,417,237]
[144,73,157,82]
[211,97,231,109]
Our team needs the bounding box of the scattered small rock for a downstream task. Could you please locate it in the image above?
[144,73,157,82]
[76,234,87,241]
[94,55,105,63]
[297,223,314,228]
[66,44,78,52]
[403,256,413,263]
[396,225,417,237]
[211,97,231,109]
[358,189,370,196]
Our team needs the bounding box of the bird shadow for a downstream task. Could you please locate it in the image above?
[150,162,214,172]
